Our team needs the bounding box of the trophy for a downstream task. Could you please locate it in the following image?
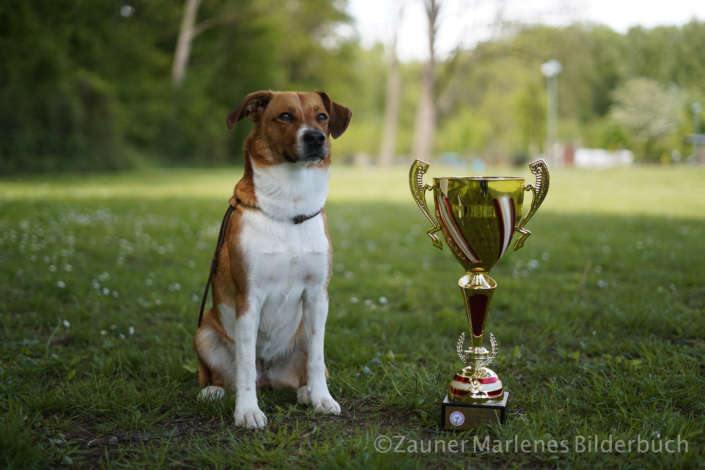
[409,159,549,430]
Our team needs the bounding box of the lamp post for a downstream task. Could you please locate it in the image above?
[693,102,702,160]
[541,60,562,166]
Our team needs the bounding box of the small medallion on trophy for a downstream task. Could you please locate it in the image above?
[449,411,465,427]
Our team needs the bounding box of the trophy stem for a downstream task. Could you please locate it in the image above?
[458,273,497,351]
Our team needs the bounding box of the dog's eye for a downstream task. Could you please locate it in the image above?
[278,113,293,121]
[317,113,328,121]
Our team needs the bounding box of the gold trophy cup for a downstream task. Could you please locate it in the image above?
[409,159,549,429]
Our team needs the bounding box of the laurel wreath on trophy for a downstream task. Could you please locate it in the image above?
[456,332,498,369]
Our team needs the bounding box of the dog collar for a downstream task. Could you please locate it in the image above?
[292,208,322,224]
[234,197,321,224]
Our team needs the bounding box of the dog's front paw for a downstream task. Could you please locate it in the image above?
[312,394,341,415]
[234,405,267,429]
[297,385,340,414]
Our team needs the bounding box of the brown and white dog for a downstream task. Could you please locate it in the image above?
[192,91,352,429]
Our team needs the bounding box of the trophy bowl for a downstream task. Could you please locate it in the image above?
[409,159,549,413]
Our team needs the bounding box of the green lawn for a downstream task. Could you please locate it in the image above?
[1,164,704,469]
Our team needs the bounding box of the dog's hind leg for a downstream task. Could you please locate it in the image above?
[193,311,237,401]
[198,360,226,401]
[267,338,308,391]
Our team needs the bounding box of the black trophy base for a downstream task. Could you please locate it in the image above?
[441,393,509,431]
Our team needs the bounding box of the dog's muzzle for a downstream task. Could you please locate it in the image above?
[301,129,328,161]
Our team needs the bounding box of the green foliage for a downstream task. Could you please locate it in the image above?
[0,403,52,469]
[0,0,359,173]
[583,117,632,151]
[3,0,705,171]
[610,78,683,160]
[433,21,705,160]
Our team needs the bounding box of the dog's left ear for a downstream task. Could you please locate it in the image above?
[226,91,273,129]
[317,91,353,139]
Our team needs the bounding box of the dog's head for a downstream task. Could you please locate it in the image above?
[226,91,352,164]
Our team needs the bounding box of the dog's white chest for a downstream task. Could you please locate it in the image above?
[239,210,329,359]
[241,210,329,284]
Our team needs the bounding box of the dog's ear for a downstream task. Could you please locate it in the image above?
[316,91,353,139]
[226,91,273,129]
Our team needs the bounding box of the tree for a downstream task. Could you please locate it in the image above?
[411,0,440,162]
[172,0,202,85]
[172,0,254,86]
[378,0,404,166]
[610,78,682,158]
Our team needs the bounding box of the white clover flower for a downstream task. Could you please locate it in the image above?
[57,281,66,288]
[145,279,153,286]
[64,264,72,272]
[100,330,107,336]
[129,326,135,335]
[49,265,57,272]
[63,320,70,328]
[102,288,110,296]
[112,291,119,298]
[119,334,126,340]
[378,297,388,304]
[350,297,359,304]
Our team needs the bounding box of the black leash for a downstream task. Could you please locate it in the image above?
[197,197,238,328]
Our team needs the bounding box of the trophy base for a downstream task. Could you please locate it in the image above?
[441,393,509,431]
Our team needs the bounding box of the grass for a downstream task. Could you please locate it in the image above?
[0,163,704,469]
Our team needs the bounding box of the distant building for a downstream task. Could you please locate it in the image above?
[574,148,634,169]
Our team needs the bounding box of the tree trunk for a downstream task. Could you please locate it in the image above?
[172,0,202,86]
[412,0,439,163]
[378,2,403,167]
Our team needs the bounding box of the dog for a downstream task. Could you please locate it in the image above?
[192,91,352,429]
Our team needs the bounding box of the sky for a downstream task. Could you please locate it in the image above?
[347,0,705,61]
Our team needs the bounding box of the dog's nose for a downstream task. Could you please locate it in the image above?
[303,130,326,147]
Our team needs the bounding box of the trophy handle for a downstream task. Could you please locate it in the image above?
[409,160,443,250]
[513,159,550,251]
